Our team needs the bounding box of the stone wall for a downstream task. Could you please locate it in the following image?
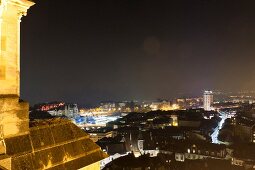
[0,95,29,138]
[0,0,35,95]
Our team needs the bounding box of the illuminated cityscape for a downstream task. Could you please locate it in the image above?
[27,90,255,169]
[0,0,255,169]
[26,90,255,169]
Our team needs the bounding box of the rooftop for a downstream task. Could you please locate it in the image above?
[2,118,108,169]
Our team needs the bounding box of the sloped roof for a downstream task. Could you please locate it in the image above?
[2,118,107,170]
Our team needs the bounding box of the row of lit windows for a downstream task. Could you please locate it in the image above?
[187,148,222,157]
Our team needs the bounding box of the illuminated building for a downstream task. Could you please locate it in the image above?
[137,130,144,155]
[175,142,227,162]
[99,102,116,112]
[0,1,107,169]
[171,115,178,126]
[46,103,79,118]
[87,128,115,142]
[34,102,65,111]
[203,91,213,111]
[64,103,79,118]
[150,100,179,111]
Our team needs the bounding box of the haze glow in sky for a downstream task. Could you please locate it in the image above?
[20,0,255,105]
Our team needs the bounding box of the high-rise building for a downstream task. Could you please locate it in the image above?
[203,91,213,111]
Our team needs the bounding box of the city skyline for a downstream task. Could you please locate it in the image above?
[20,0,255,105]
[1,1,255,169]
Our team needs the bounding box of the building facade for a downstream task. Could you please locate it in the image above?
[203,91,213,111]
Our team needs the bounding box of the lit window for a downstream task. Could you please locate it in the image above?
[187,149,190,153]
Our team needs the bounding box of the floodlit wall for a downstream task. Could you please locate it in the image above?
[0,0,34,96]
[0,0,34,137]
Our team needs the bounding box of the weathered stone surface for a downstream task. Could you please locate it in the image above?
[0,95,28,112]
[0,155,10,170]
[0,96,29,137]
[5,134,32,156]
[0,103,108,170]
[29,126,55,150]
[0,0,35,96]
[2,119,108,170]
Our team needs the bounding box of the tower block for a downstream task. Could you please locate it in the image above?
[0,0,34,138]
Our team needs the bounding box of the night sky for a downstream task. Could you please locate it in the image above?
[20,0,255,106]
